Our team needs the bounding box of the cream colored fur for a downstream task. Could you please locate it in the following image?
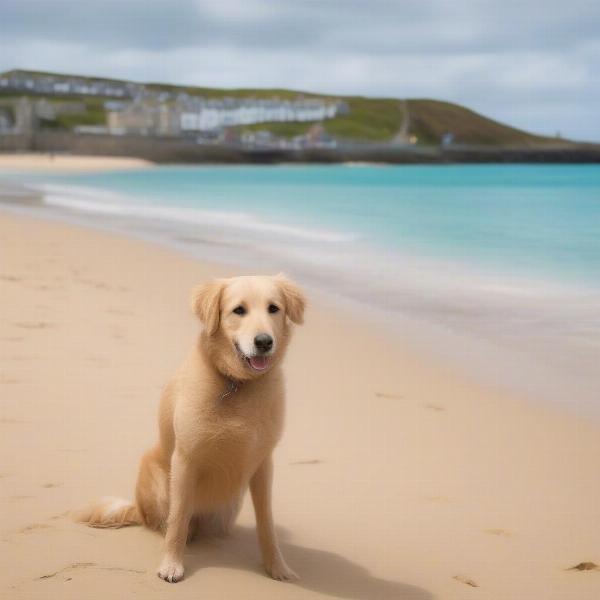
[75,274,305,583]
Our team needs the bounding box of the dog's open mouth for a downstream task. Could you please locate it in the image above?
[235,343,272,372]
[246,355,271,371]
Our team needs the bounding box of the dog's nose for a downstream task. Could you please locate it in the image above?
[254,333,273,353]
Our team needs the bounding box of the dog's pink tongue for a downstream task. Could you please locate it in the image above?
[249,355,269,370]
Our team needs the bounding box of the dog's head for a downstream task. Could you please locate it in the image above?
[192,274,305,381]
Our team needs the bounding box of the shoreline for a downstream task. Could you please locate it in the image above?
[2,211,600,599]
[1,168,598,417]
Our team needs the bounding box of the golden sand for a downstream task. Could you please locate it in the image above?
[1,212,599,599]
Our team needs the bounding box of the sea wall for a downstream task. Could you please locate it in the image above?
[1,131,599,164]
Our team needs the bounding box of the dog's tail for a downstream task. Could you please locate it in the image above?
[73,496,142,528]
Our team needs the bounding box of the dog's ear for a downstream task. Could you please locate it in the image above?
[191,279,227,335]
[275,274,306,325]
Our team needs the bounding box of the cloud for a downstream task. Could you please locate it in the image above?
[1,0,599,140]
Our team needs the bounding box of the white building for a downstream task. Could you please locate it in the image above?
[178,97,342,132]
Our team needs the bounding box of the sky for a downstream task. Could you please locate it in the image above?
[1,0,599,141]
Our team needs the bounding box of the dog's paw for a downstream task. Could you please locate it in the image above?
[266,558,299,582]
[157,557,184,583]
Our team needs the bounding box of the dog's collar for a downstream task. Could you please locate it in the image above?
[219,376,240,401]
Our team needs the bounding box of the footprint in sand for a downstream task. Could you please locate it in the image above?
[568,562,599,571]
[453,575,478,587]
[375,392,403,399]
[290,459,324,466]
[41,482,62,489]
[424,403,445,411]
[0,275,21,282]
[484,528,512,537]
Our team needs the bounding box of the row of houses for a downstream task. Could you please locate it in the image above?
[0,72,348,141]
[0,95,346,139]
[177,95,342,129]
[107,95,346,135]
[0,72,345,127]
[0,70,137,98]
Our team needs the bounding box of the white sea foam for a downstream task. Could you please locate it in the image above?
[37,183,356,244]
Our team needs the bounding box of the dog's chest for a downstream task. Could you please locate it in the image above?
[195,392,282,462]
[230,394,279,439]
[188,397,282,507]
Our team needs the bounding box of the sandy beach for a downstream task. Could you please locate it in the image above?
[1,208,600,600]
[0,153,153,173]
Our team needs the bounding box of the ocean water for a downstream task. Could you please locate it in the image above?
[2,164,600,412]
[26,164,600,286]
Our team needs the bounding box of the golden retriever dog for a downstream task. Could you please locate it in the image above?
[76,274,306,583]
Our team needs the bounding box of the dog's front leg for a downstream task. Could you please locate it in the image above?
[157,449,194,583]
[250,456,298,582]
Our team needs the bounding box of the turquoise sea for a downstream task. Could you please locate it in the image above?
[28,164,600,287]
[2,163,600,412]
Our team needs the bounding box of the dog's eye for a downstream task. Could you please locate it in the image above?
[233,305,246,316]
[268,304,280,314]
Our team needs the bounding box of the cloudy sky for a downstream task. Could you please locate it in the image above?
[1,0,599,141]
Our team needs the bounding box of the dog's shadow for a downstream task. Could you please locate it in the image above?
[184,525,433,600]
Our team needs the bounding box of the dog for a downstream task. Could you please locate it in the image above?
[76,274,306,583]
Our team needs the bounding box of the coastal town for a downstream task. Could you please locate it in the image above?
[0,69,596,163]
[0,70,346,149]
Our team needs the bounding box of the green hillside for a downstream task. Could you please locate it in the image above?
[1,69,562,146]
[406,99,557,146]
